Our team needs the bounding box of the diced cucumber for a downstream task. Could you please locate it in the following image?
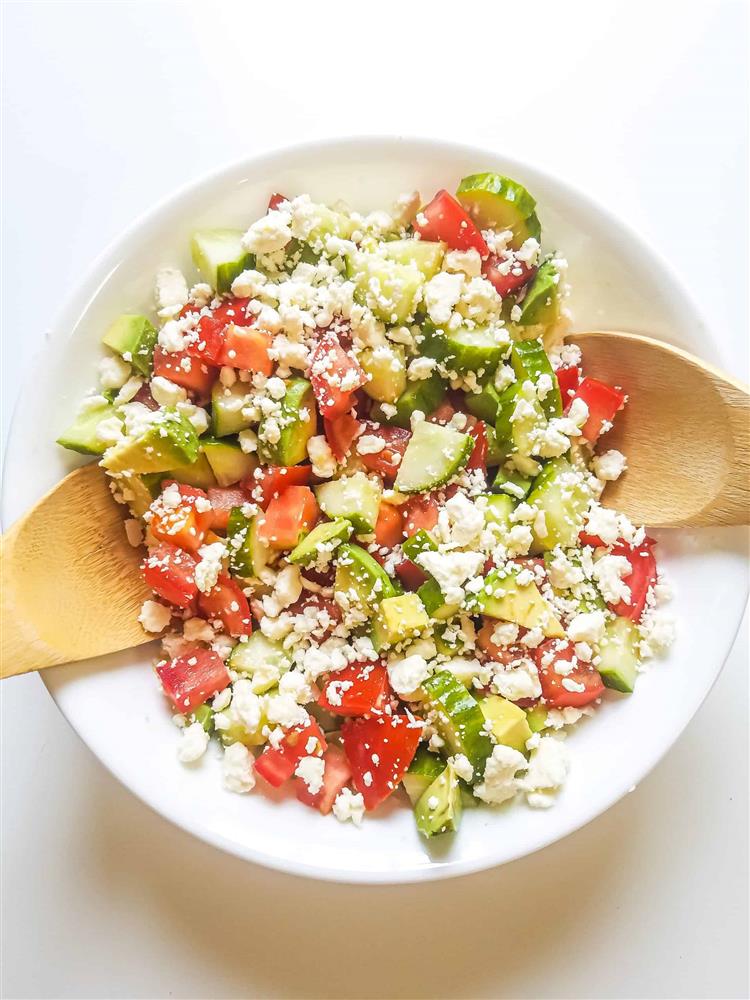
[347,250,423,324]
[259,378,317,467]
[191,229,254,293]
[57,400,121,455]
[403,747,445,806]
[303,204,356,245]
[484,424,506,467]
[483,493,514,531]
[598,616,641,693]
[479,696,532,754]
[518,260,561,327]
[510,339,562,419]
[359,344,407,404]
[456,173,540,248]
[371,593,429,652]
[492,464,533,500]
[511,380,547,458]
[377,372,446,429]
[417,577,460,621]
[211,383,253,438]
[443,325,506,374]
[394,421,473,494]
[465,380,503,424]
[335,542,400,618]
[381,239,445,280]
[415,763,462,838]
[164,451,217,490]
[472,567,565,638]
[102,315,158,376]
[115,473,158,517]
[102,409,199,474]
[202,436,257,487]
[417,320,450,362]
[227,508,269,579]
[526,457,591,551]
[315,472,382,534]
[401,529,438,562]
[422,671,493,773]
[228,633,291,693]
[290,518,352,565]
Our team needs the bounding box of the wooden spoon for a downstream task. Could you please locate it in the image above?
[569,331,749,528]
[1,463,153,679]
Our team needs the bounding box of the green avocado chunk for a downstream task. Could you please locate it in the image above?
[57,400,121,456]
[415,763,462,838]
[403,746,445,805]
[259,378,317,466]
[371,593,429,651]
[201,436,256,487]
[479,696,532,753]
[102,315,158,376]
[472,567,565,638]
[101,409,199,474]
[518,260,561,327]
[290,518,352,566]
[335,542,399,618]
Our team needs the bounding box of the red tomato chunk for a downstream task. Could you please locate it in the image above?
[413,189,489,257]
[257,485,318,549]
[295,746,352,815]
[608,539,658,622]
[156,647,229,714]
[142,543,198,609]
[572,377,626,443]
[198,573,253,637]
[534,639,605,708]
[318,662,391,717]
[255,718,327,787]
[342,713,422,810]
[309,329,366,418]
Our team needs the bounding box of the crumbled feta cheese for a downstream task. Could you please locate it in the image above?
[242,209,292,254]
[492,657,542,701]
[444,248,482,277]
[567,610,606,644]
[423,271,464,325]
[194,541,227,595]
[444,492,484,548]
[150,375,188,407]
[222,743,256,793]
[387,654,431,696]
[96,415,124,444]
[518,736,570,807]
[491,621,520,646]
[356,434,386,455]
[98,354,131,389]
[231,268,267,298]
[332,787,365,826]
[177,721,209,763]
[407,356,438,380]
[449,753,474,782]
[593,449,628,482]
[417,550,485,605]
[183,617,215,643]
[593,554,632,604]
[474,744,526,805]
[138,599,171,633]
[307,434,337,478]
[546,551,584,590]
[585,504,620,546]
[266,693,308,729]
[155,267,189,317]
[295,755,325,795]
[639,609,676,659]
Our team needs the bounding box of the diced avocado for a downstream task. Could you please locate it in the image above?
[417,577,459,621]
[525,705,548,733]
[114,473,158,517]
[57,400,121,456]
[479,696,532,753]
[598,616,641,693]
[456,173,540,248]
[102,409,199,474]
[394,420,473,494]
[519,260,561,327]
[381,239,445,280]
[315,472,382,534]
[473,567,565,638]
[484,493,514,531]
[227,508,270,579]
[347,251,423,324]
[211,383,253,438]
[465,380,503,424]
[510,339,562,419]
[228,633,291,693]
[259,378,317,466]
[422,670,493,772]
[401,529,437,562]
[102,315,158,376]
[377,372,446,428]
[290,518,352,565]
[359,344,407,403]
[492,464,534,500]
[403,746,445,806]
[202,436,257,487]
[415,763,462,838]
[371,593,429,652]
[191,229,254,293]
[334,542,400,618]
[164,451,217,489]
[443,325,506,374]
[526,457,591,551]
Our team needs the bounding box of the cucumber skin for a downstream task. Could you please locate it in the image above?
[382,373,446,429]
[422,671,493,773]
[510,339,562,419]
[527,457,591,551]
[394,421,474,494]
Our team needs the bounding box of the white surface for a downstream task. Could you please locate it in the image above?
[1,0,747,995]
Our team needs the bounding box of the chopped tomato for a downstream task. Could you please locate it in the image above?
[198,573,253,637]
[483,256,536,297]
[156,647,229,713]
[218,323,273,375]
[149,483,213,552]
[188,298,252,366]
[207,486,251,530]
[374,502,403,548]
[309,329,366,418]
[467,420,488,471]
[476,619,524,663]
[255,717,327,787]
[342,713,422,810]
[428,399,457,425]
[413,189,489,257]
[556,365,580,405]
[257,486,318,550]
[295,746,352,815]
[608,539,658,622]
[571,377,626,443]
[153,346,217,396]
[356,423,411,479]
[142,543,198,608]
[268,192,289,211]
[285,593,342,640]
[534,639,605,708]
[318,662,390,717]
[578,530,608,548]
[394,558,428,590]
[402,494,439,535]
[242,465,312,509]
[324,411,361,461]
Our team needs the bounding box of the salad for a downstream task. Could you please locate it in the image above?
[57,173,675,836]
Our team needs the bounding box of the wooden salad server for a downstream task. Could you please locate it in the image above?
[570,331,749,528]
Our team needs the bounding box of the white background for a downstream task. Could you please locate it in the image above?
[1,1,748,998]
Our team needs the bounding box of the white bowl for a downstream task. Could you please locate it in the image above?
[3,137,747,883]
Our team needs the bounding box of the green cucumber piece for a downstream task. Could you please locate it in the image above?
[102,315,158,376]
[492,464,533,500]
[259,378,317,466]
[227,508,269,579]
[417,320,450,362]
[211,383,253,438]
[359,344,407,404]
[510,339,562,418]
[484,424,505,467]
[202,436,257,487]
[191,229,255,293]
[598,616,641,693]
[228,633,291,692]
[315,472,382,534]
[417,577,459,621]
[472,567,565,638]
[335,542,400,617]
[371,593,429,652]
[394,421,473,493]
[403,747,445,806]
[102,409,199,474]
[381,239,445,280]
[57,400,121,456]
[465,380,503,424]
[347,250,423,324]
[303,205,356,246]
[484,493,514,531]
[378,372,446,429]
[511,380,547,458]
[518,260,561,327]
[456,173,540,248]
[526,457,591,551]
[290,518,352,565]
[443,325,505,374]
[415,763,462,838]
[422,671,492,773]
[191,703,214,734]
[479,696,532,753]
[401,529,438,562]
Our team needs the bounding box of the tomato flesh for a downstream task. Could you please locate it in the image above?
[309,329,366,418]
[218,323,273,374]
[402,494,439,535]
[342,713,422,810]
[608,539,657,622]
[198,573,253,637]
[356,422,411,479]
[413,189,488,257]
[571,377,626,442]
[295,746,352,814]
[374,502,403,548]
[556,365,580,406]
[324,411,361,461]
[254,718,327,787]
[149,483,213,552]
[257,485,318,550]
[534,639,605,708]
[156,647,230,713]
[244,465,312,509]
[318,662,390,717]
[483,256,535,297]
[142,543,198,609]
[467,420,488,472]
[206,486,251,530]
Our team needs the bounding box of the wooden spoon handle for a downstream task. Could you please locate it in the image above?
[705,370,750,526]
